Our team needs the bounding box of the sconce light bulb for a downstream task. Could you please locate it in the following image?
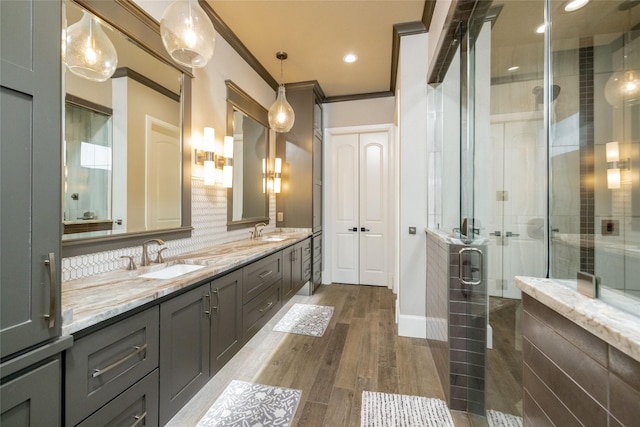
[203,160,215,186]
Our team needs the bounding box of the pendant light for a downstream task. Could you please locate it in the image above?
[268,52,295,133]
[65,11,117,82]
[604,2,640,108]
[160,0,216,68]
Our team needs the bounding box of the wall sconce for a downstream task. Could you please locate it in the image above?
[223,136,233,188]
[263,157,282,194]
[195,127,225,186]
[606,141,630,189]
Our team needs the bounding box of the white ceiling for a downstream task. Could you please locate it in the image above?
[205,0,426,98]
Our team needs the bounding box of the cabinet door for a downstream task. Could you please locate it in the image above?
[160,285,210,424]
[1,357,61,427]
[1,0,62,358]
[282,247,294,300]
[210,270,242,374]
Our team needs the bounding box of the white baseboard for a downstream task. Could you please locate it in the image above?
[398,314,426,338]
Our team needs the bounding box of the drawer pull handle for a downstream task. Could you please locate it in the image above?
[204,292,211,316]
[91,344,148,379]
[130,411,147,427]
[259,301,274,313]
[258,270,273,279]
[43,252,57,328]
[212,288,219,313]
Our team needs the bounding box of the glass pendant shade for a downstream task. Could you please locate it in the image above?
[65,11,117,82]
[605,70,640,108]
[268,84,295,133]
[160,0,215,68]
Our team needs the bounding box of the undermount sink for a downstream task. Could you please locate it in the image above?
[139,264,205,279]
[259,235,288,242]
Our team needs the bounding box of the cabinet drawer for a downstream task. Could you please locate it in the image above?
[302,259,312,282]
[65,307,159,427]
[243,281,281,340]
[301,240,312,261]
[242,252,282,303]
[76,369,159,427]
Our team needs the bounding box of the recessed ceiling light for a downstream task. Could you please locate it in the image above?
[343,53,358,63]
[536,24,545,34]
[508,66,520,72]
[564,0,589,12]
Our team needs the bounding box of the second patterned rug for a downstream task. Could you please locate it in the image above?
[361,391,455,427]
[273,303,334,337]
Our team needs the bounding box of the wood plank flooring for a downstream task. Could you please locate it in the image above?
[167,283,473,426]
[166,285,526,426]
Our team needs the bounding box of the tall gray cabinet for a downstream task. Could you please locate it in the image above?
[1,0,71,424]
[276,82,323,293]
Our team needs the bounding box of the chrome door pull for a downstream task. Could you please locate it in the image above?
[505,231,520,237]
[458,247,483,286]
[489,231,501,237]
[92,344,148,378]
[130,411,147,427]
[43,252,57,328]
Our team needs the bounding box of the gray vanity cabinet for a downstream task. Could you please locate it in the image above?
[210,270,243,374]
[1,1,68,426]
[159,284,211,425]
[1,358,62,426]
[1,0,62,359]
[65,307,159,427]
[275,82,323,233]
[282,239,312,300]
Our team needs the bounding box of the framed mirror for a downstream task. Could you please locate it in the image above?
[62,0,193,257]
[225,80,270,229]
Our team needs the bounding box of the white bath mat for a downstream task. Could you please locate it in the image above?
[273,303,334,337]
[486,409,523,427]
[361,391,454,427]
[196,380,301,427]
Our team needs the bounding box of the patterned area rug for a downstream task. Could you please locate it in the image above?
[196,380,301,427]
[486,409,523,427]
[273,303,334,337]
[361,391,454,427]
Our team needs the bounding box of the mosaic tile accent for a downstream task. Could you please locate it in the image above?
[579,38,595,275]
[62,178,277,281]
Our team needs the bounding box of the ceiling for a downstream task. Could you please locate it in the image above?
[204,0,427,100]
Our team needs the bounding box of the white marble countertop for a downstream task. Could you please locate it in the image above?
[516,276,640,363]
[61,231,311,335]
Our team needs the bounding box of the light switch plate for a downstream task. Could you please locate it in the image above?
[409,226,416,235]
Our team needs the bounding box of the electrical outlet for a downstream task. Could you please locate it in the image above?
[277,212,284,221]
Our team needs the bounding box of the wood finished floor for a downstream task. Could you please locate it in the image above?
[166,284,519,427]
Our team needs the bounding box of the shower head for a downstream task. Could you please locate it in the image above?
[533,85,561,103]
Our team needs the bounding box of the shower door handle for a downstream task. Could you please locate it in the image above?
[505,231,520,237]
[489,231,501,237]
[458,247,483,287]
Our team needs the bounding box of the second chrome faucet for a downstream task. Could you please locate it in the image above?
[141,239,166,266]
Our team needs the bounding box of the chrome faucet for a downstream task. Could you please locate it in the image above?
[141,239,165,266]
[253,223,267,239]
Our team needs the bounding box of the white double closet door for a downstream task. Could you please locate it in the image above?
[330,129,390,286]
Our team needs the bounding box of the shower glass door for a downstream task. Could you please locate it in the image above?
[467,0,546,423]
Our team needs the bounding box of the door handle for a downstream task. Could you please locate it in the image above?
[348,227,358,232]
[360,227,370,232]
[43,252,57,328]
[489,231,501,237]
[505,231,520,237]
[458,247,483,287]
